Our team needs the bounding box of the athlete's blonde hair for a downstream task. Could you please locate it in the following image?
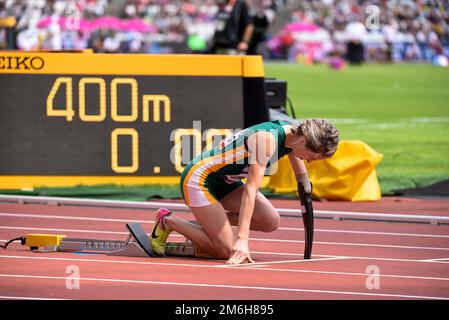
[292,119,339,157]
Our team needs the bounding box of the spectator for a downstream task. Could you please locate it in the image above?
[208,0,254,54]
[345,19,367,64]
[1,0,447,64]
[42,14,62,50]
[103,31,121,53]
[247,0,272,55]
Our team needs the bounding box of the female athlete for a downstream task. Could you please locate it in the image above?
[150,119,339,264]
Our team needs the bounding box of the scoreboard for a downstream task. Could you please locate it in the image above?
[0,52,268,189]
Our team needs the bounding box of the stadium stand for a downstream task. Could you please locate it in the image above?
[0,0,447,63]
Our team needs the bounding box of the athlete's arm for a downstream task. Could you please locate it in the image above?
[288,152,311,193]
[226,131,276,264]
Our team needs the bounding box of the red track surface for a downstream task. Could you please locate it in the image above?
[0,197,449,300]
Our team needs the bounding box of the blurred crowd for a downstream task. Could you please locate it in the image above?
[0,0,448,64]
[278,0,449,63]
[0,0,109,50]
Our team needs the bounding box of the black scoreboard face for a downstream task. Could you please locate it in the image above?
[0,52,265,188]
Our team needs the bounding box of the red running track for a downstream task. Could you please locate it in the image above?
[0,198,448,300]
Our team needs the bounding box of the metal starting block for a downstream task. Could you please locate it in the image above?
[23,223,213,258]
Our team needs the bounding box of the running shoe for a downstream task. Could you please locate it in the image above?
[150,208,172,256]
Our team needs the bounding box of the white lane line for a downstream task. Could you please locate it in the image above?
[3,225,449,239]
[218,257,350,268]
[3,193,448,218]
[0,225,449,248]
[277,208,449,224]
[0,226,148,236]
[0,295,68,300]
[1,254,448,283]
[2,225,448,252]
[3,223,449,240]
[2,247,448,265]
[282,227,449,239]
[2,235,447,252]
[2,241,449,265]
[238,267,449,282]
[248,238,449,251]
[0,226,131,235]
[419,258,449,262]
[0,273,447,300]
[2,212,449,239]
[0,254,219,269]
[0,212,151,224]
[252,251,449,264]
[0,201,449,224]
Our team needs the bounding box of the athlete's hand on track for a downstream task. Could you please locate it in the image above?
[226,238,255,264]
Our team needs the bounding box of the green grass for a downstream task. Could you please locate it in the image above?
[264,63,449,194]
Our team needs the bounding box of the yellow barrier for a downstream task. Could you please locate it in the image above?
[268,140,383,201]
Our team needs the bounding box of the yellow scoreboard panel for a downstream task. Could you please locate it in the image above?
[0,52,267,189]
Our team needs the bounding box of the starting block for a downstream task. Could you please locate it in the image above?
[22,223,213,258]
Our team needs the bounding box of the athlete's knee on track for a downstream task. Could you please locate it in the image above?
[259,212,280,232]
[214,243,233,260]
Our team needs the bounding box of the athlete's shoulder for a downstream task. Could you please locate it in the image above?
[271,119,292,126]
[246,130,276,157]
[248,120,288,130]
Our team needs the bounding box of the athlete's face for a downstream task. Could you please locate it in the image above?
[293,137,325,162]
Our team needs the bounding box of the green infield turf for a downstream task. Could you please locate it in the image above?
[264,62,449,194]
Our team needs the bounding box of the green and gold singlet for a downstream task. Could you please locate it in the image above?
[180,120,293,207]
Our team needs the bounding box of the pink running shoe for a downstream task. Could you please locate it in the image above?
[149,208,172,256]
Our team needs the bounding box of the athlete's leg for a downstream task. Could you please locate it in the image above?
[163,203,235,260]
[219,186,280,232]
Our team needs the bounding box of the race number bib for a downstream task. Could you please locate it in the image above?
[219,129,248,149]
